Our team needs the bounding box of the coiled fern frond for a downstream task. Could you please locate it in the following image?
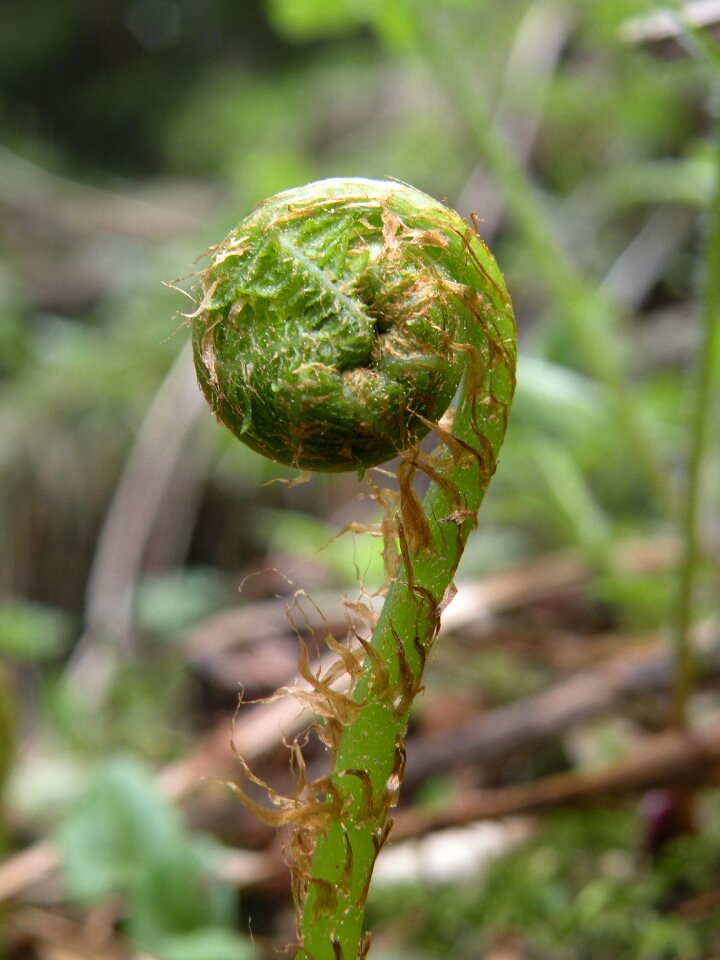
[189,178,516,960]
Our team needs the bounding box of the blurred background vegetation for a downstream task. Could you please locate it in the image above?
[0,0,719,958]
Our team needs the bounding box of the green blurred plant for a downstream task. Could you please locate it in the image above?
[55,757,253,960]
[0,1,718,957]
[366,806,720,960]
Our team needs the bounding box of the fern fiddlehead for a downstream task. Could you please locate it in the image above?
[190,178,516,959]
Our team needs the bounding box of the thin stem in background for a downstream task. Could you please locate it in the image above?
[672,89,720,728]
[63,345,206,708]
[405,1,677,516]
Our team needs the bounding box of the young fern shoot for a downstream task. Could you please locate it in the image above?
[190,178,516,960]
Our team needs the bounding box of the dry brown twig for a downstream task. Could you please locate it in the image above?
[394,715,720,840]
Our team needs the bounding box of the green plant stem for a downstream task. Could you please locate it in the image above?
[671,94,720,728]
[296,300,514,960]
[189,179,514,959]
[405,2,676,517]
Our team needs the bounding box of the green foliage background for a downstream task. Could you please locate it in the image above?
[0,0,718,958]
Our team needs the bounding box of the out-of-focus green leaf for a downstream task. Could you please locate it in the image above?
[55,757,238,949]
[134,567,235,637]
[125,837,234,947]
[255,508,385,588]
[512,356,608,443]
[529,439,611,554]
[0,265,27,376]
[152,929,254,960]
[593,569,675,630]
[604,153,715,211]
[266,0,358,39]
[0,602,71,660]
[0,666,13,793]
[57,757,191,901]
[265,0,476,49]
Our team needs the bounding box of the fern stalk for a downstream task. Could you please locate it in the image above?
[189,178,515,959]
